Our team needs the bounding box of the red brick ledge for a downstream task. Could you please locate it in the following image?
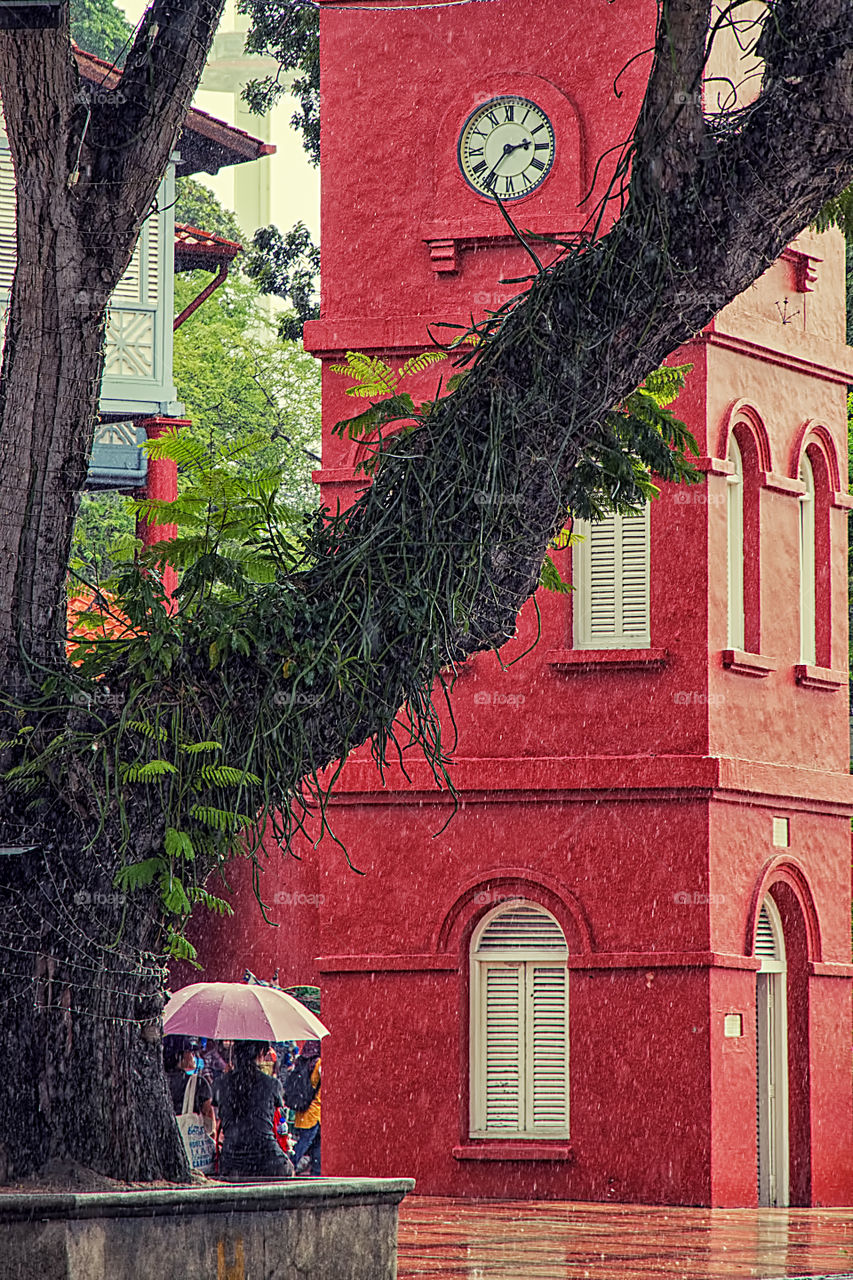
[546,648,668,672]
[809,961,853,978]
[326,754,853,808]
[317,952,763,974]
[722,649,777,677]
[452,1144,572,1162]
[794,664,847,690]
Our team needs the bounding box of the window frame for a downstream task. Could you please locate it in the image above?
[572,504,651,650]
[469,904,569,1141]
[798,454,816,665]
[727,435,745,649]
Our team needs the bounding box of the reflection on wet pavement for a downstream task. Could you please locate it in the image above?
[397,1198,853,1279]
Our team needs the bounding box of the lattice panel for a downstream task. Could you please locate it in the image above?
[103,309,155,379]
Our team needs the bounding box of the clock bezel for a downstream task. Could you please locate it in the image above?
[457,94,556,201]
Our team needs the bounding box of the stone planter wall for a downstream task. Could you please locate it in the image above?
[0,1176,414,1280]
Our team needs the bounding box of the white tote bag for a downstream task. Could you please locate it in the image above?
[176,1073,216,1175]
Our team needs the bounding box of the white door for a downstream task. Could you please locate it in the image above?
[755,899,789,1206]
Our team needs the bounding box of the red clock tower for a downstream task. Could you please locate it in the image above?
[196,0,853,1206]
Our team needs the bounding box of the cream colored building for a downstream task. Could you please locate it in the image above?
[120,0,320,242]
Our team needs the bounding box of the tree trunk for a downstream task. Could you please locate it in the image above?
[0,3,224,1180]
[0,836,187,1181]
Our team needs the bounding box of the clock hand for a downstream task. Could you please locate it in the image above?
[483,138,532,185]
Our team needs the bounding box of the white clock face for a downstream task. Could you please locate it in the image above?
[458,96,556,200]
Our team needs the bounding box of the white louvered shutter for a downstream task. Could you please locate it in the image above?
[574,506,650,648]
[528,965,569,1130]
[755,904,777,959]
[471,902,569,1138]
[482,964,523,1130]
[0,145,15,296]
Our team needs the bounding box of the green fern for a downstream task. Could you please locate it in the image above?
[539,553,572,595]
[187,887,234,916]
[119,759,178,783]
[189,803,250,832]
[164,827,195,859]
[114,858,162,890]
[398,351,446,378]
[199,764,262,787]
[813,185,853,236]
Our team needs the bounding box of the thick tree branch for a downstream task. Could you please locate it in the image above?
[632,0,712,192]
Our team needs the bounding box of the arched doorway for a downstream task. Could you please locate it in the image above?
[755,896,789,1206]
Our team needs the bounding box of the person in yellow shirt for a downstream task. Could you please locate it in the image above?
[291,1041,321,1175]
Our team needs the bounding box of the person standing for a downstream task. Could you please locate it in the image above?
[289,1041,321,1175]
[163,1035,213,1121]
[213,1040,294,1179]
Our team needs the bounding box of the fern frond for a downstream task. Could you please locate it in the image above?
[119,759,178,782]
[164,827,195,860]
[638,363,692,408]
[199,764,263,787]
[114,857,162,890]
[189,803,250,832]
[127,720,168,742]
[398,351,446,379]
[165,930,200,965]
[813,184,853,236]
[187,887,234,916]
[539,553,572,594]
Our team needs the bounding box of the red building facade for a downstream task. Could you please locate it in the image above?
[196,0,853,1206]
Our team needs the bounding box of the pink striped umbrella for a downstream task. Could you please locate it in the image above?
[163,982,329,1042]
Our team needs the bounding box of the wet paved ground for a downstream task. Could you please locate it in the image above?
[397,1198,853,1279]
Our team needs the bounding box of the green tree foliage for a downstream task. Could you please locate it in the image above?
[173,271,320,489]
[71,274,320,579]
[239,0,319,164]
[245,221,319,340]
[69,0,133,63]
[175,176,245,244]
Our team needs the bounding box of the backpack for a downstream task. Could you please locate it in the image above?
[282,1057,318,1112]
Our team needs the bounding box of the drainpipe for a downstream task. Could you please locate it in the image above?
[173,262,231,330]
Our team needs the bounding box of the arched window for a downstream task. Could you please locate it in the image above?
[470,901,569,1139]
[727,435,745,649]
[754,896,789,1207]
[573,505,650,649]
[798,455,816,665]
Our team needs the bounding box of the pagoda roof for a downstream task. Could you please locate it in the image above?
[74,46,276,177]
[174,222,243,272]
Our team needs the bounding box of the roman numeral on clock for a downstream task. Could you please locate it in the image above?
[504,103,514,122]
[486,111,499,128]
[469,147,484,156]
[504,175,515,194]
[534,143,550,151]
[484,171,497,190]
[471,160,487,175]
[530,158,545,171]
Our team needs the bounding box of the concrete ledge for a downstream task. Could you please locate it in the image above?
[0,1177,414,1280]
